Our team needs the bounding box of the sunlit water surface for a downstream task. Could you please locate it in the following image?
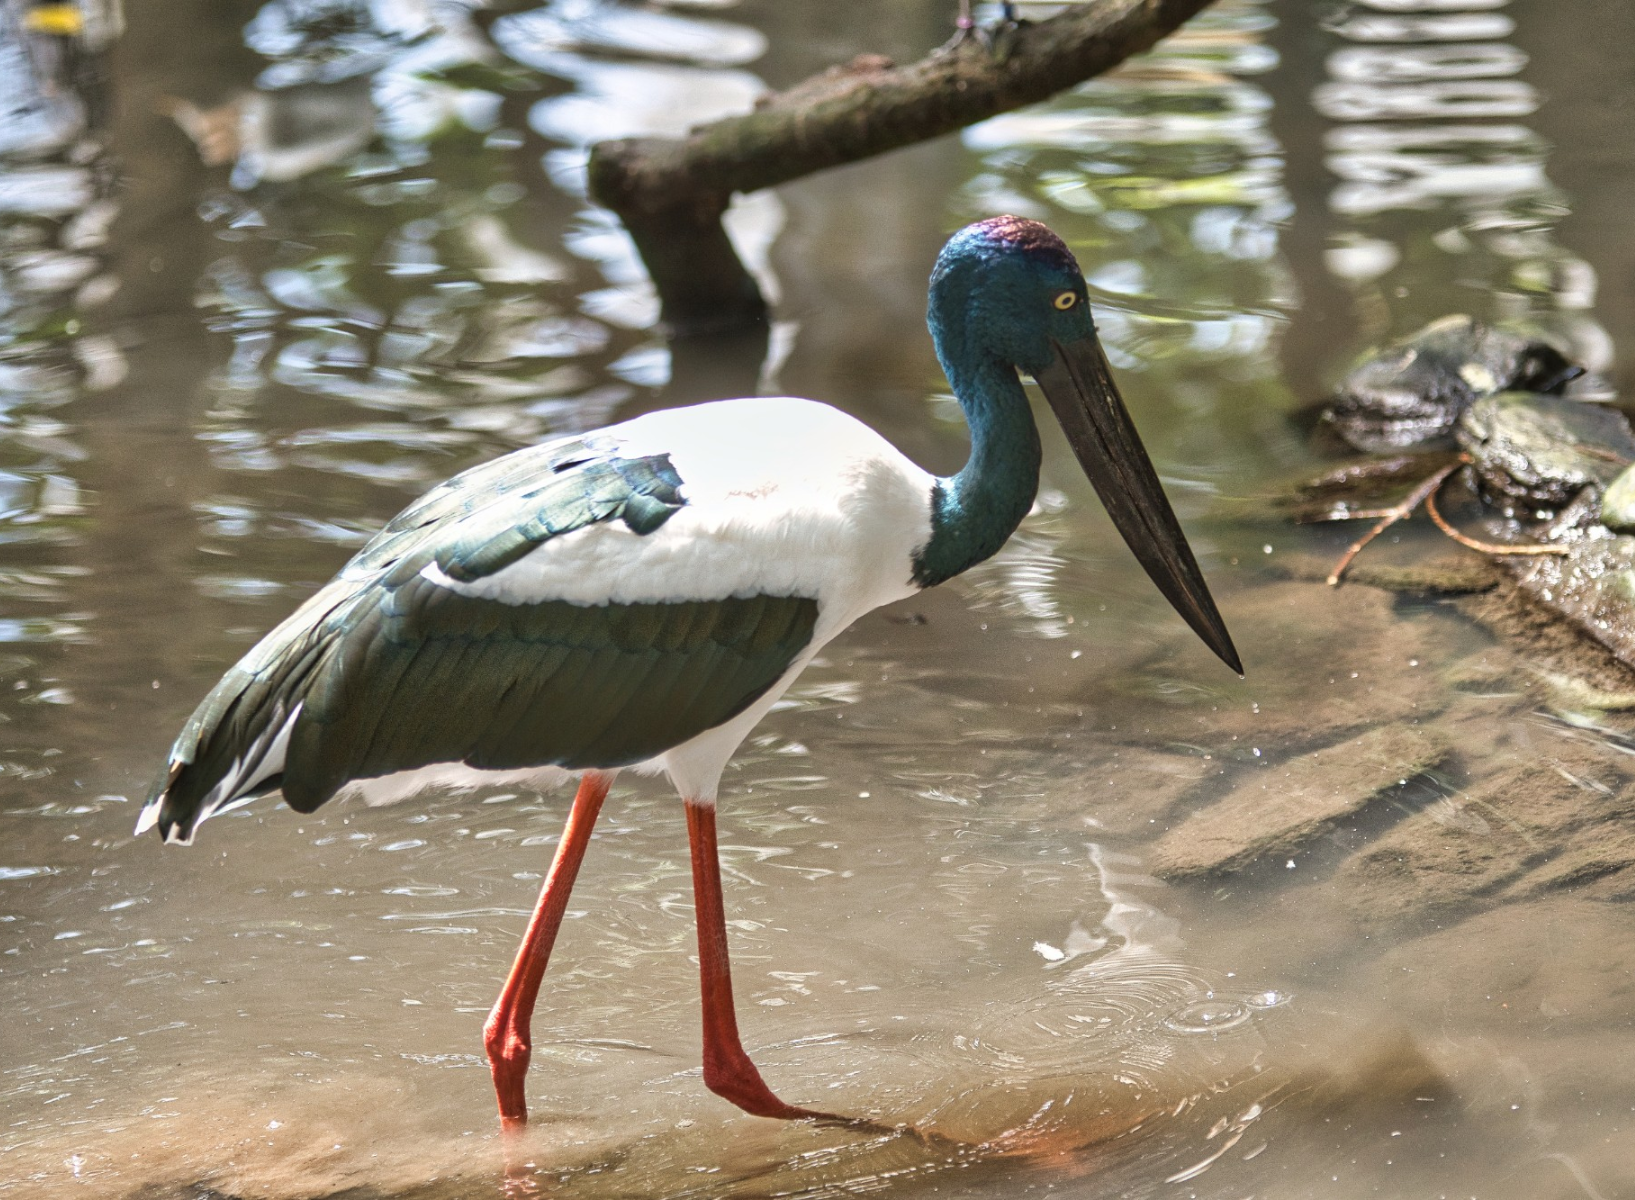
[3,0,1635,1196]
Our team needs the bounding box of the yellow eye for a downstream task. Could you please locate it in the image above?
[1053,291,1078,311]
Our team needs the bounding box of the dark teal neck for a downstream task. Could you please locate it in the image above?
[911,341,1041,588]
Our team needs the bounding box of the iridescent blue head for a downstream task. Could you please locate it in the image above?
[929,216,1095,377]
[925,216,1242,675]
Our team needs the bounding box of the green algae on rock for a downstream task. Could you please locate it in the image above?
[1601,463,1635,532]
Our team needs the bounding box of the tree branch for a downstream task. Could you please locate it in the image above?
[586,0,1220,333]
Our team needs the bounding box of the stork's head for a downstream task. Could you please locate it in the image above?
[929,216,1096,375]
[930,216,1242,675]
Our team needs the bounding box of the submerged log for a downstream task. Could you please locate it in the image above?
[586,0,1220,333]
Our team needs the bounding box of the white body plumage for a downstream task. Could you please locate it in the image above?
[138,397,935,836]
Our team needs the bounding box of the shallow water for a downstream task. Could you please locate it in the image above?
[4,0,1635,1196]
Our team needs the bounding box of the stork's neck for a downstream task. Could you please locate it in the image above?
[911,336,1041,589]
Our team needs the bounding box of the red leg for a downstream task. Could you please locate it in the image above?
[484,771,613,1132]
[685,798,835,1120]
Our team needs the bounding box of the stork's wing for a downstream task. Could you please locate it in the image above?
[141,435,818,843]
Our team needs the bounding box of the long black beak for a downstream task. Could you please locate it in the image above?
[1034,333,1242,675]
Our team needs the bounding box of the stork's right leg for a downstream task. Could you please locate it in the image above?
[484,770,614,1131]
[684,797,840,1120]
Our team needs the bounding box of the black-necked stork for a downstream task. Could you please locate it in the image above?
[137,217,1240,1131]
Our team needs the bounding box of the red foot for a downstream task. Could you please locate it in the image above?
[703,1046,831,1120]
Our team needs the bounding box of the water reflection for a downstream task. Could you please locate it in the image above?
[963,0,1292,424]
[0,2,118,740]
[164,0,789,530]
[498,1,785,339]
[1312,0,1611,388]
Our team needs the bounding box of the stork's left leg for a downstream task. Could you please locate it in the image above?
[485,770,614,1131]
[684,798,836,1120]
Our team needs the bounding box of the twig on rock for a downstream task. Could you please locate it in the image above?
[1324,461,1462,587]
[1314,453,1572,586]
[1423,476,1571,560]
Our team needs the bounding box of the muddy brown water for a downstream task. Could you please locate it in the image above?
[5,1,1635,1196]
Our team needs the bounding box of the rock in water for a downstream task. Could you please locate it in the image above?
[1325,315,1579,452]
[1445,391,1635,672]
[1099,581,1448,758]
[1492,535,1635,669]
[1149,724,1449,879]
[1457,391,1635,515]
